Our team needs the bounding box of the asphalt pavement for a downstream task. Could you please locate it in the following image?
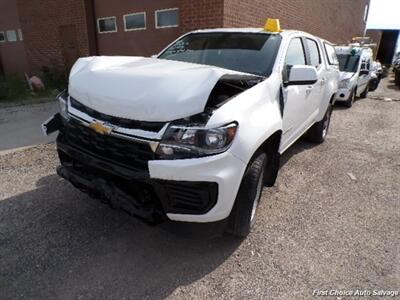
[0,101,58,151]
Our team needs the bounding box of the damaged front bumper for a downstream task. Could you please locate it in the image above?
[45,113,232,224]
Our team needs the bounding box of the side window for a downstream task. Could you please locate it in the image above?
[285,38,306,66]
[306,38,321,67]
[324,43,339,65]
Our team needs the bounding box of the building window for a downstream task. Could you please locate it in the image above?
[18,29,23,41]
[6,30,17,42]
[155,8,179,29]
[97,17,117,33]
[0,31,5,42]
[124,12,146,31]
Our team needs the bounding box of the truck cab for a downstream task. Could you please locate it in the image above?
[335,45,373,107]
[43,20,339,237]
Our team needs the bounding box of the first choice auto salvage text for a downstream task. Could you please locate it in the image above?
[312,289,399,297]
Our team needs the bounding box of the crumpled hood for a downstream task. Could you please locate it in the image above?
[339,71,356,81]
[68,56,245,122]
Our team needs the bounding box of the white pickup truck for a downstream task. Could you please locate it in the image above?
[43,23,339,237]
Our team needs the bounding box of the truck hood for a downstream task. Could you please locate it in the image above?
[339,71,356,81]
[68,56,247,122]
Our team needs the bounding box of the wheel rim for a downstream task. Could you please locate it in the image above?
[322,107,332,138]
[250,167,265,226]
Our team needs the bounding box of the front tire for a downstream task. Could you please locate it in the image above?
[306,104,333,144]
[226,152,267,237]
[344,89,356,108]
[359,83,369,98]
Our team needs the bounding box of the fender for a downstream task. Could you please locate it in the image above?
[207,74,283,166]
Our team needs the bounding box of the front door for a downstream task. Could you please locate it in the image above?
[59,25,79,71]
[280,37,314,151]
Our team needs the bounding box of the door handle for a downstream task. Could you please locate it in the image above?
[320,78,326,85]
[306,86,313,95]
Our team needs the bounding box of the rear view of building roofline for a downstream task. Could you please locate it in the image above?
[0,0,371,77]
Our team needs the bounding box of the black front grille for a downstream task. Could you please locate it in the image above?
[70,98,165,132]
[63,119,156,171]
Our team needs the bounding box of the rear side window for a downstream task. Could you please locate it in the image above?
[306,38,321,67]
[285,38,306,66]
[324,43,338,65]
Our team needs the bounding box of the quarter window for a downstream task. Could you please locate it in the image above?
[285,38,306,66]
[98,17,117,33]
[124,12,146,31]
[0,31,5,42]
[156,8,179,28]
[306,38,321,67]
[6,30,17,42]
[324,43,339,65]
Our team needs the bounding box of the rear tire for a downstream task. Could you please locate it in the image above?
[359,83,369,98]
[344,90,356,108]
[226,152,267,238]
[306,104,333,144]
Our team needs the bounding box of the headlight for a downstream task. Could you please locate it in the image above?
[58,90,69,119]
[156,122,238,159]
[339,79,350,89]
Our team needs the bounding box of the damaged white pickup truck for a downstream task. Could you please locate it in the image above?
[43,26,339,237]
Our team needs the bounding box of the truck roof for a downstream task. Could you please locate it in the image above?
[188,28,315,37]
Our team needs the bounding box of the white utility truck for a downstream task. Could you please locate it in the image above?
[43,20,339,237]
[335,44,373,107]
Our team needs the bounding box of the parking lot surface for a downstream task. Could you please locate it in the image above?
[0,84,399,299]
[0,101,58,151]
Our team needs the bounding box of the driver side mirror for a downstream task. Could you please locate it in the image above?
[284,65,318,86]
[359,70,369,76]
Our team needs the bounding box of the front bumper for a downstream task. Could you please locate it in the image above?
[334,88,351,102]
[55,122,246,223]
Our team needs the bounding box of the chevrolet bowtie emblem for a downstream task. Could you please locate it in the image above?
[88,121,113,135]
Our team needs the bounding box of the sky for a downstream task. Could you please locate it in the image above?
[366,0,400,53]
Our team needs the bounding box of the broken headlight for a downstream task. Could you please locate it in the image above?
[156,122,238,159]
[58,90,69,119]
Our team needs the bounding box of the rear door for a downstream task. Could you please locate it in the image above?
[304,37,324,116]
[280,37,313,151]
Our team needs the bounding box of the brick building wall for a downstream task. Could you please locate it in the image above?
[178,0,223,33]
[223,0,370,44]
[366,29,383,56]
[0,0,29,75]
[94,0,181,57]
[1,0,371,76]
[16,0,91,72]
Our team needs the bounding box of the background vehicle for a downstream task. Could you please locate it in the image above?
[394,54,400,86]
[335,45,373,107]
[43,21,339,237]
[369,60,383,91]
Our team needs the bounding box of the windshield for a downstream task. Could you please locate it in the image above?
[338,54,360,73]
[158,32,282,77]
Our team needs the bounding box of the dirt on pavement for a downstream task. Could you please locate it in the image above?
[0,82,399,299]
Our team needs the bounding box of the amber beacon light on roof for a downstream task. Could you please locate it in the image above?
[264,18,282,32]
